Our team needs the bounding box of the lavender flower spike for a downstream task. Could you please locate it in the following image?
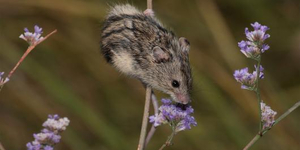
[238,22,270,59]
[149,98,197,133]
[26,114,70,150]
[233,65,264,90]
[0,72,9,86]
[261,102,277,130]
[19,25,44,46]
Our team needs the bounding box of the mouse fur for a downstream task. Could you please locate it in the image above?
[100,4,192,104]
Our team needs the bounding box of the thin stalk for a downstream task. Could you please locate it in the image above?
[7,45,35,78]
[147,0,152,9]
[137,86,152,150]
[243,101,300,150]
[137,0,154,149]
[273,101,300,125]
[243,133,260,150]
[158,130,176,150]
[145,93,159,146]
[0,85,4,92]
[255,56,262,131]
[0,142,5,150]
[8,29,57,79]
[0,29,57,92]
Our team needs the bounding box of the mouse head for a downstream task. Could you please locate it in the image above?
[143,37,192,104]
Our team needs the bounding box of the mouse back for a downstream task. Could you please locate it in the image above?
[100,4,193,104]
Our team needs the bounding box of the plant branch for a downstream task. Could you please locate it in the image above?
[137,86,152,150]
[159,130,176,150]
[145,93,159,146]
[255,56,262,131]
[0,142,5,150]
[243,100,300,150]
[147,0,152,9]
[243,134,260,150]
[7,45,35,78]
[274,101,300,125]
[151,93,159,114]
[7,29,57,79]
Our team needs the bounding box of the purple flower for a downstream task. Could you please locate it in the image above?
[149,113,166,127]
[233,65,264,90]
[0,72,9,86]
[149,99,197,133]
[34,25,43,34]
[19,25,44,46]
[238,22,270,59]
[261,44,270,53]
[43,114,70,131]
[161,98,172,105]
[26,114,70,150]
[261,102,277,130]
[44,146,54,150]
[254,65,264,79]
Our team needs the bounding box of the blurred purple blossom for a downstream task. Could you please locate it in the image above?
[19,25,44,46]
[27,114,70,150]
[149,99,197,133]
[261,102,277,130]
[0,72,9,86]
[233,65,264,90]
[238,22,270,59]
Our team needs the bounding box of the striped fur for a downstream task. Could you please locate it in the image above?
[100,4,192,104]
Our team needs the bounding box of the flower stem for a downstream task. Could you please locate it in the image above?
[147,0,152,9]
[145,93,159,146]
[159,130,176,150]
[7,45,35,78]
[137,86,152,150]
[273,101,300,125]
[243,134,260,150]
[8,29,57,79]
[0,85,4,92]
[0,29,57,93]
[255,56,262,131]
[243,101,300,150]
[0,142,5,150]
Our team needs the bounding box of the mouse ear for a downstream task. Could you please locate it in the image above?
[152,46,170,63]
[179,37,190,53]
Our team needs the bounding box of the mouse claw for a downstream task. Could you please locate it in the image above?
[144,9,154,17]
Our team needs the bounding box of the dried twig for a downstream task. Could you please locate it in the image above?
[137,1,154,149]
[145,93,159,146]
[7,29,57,78]
[137,86,152,150]
[0,142,6,150]
[147,0,152,9]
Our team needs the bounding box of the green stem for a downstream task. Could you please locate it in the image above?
[0,85,3,92]
[159,130,176,150]
[255,56,262,131]
[243,134,260,150]
[243,101,300,150]
[273,101,300,126]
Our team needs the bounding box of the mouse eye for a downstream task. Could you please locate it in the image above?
[172,80,180,88]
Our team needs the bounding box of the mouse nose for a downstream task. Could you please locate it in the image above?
[176,93,190,104]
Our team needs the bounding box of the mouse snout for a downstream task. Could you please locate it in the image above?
[175,93,190,104]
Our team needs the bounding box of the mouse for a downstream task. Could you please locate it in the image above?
[100,4,192,104]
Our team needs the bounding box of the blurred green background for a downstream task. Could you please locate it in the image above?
[0,0,300,149]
